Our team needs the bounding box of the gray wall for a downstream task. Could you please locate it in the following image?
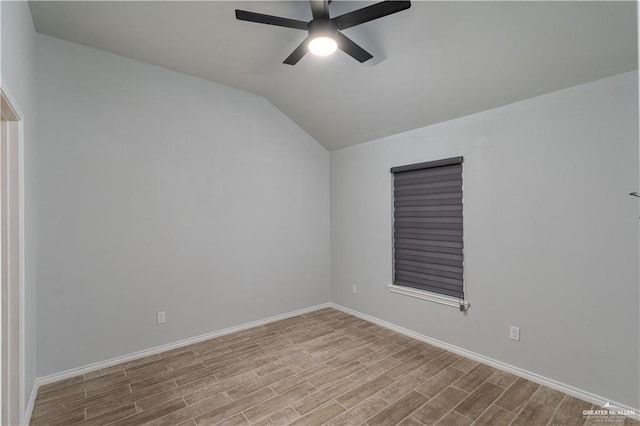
[1,1,38,408]
[36,35,330,376]
[330,71,639,408]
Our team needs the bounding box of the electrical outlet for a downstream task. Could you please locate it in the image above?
[509,326,520,341]
[352,285,357,295]
[157,311,166,324]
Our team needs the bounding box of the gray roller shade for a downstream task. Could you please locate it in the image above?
[391,157,464,299]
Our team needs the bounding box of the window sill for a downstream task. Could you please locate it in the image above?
[387,283,469,311]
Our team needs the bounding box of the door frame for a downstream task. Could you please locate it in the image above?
[1,82,26,426]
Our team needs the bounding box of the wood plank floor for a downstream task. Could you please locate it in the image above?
[31,308,638,426]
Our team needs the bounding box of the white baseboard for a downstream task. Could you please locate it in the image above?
[26,302,330,423]
[328,302,640,418]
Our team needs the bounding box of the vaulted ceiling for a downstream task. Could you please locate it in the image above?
[30,1,638,150]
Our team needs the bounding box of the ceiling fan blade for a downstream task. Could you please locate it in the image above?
[333,1,411,30]
[284,37,310,65]
[310,0,329,19]
[235,10,308,30]
[336,32,373,63]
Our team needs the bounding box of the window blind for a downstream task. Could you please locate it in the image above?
[391,156,464,299]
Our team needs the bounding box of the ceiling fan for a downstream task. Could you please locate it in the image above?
[235,1,411,65]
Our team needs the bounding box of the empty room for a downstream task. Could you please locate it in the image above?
[1,0,638,425]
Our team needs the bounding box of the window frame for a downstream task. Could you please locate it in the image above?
[389,157,469,311]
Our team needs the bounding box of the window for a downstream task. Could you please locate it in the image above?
[390,157,465,305]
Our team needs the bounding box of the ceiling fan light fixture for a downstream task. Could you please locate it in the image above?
[235,1,412,65]
[308,36,337,56]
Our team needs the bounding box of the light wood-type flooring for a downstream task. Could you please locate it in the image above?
[31,308,638,425]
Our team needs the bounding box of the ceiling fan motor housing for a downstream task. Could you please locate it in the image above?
[308,19,338,39]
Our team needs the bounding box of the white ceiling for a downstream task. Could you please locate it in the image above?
[30,1,638,150]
